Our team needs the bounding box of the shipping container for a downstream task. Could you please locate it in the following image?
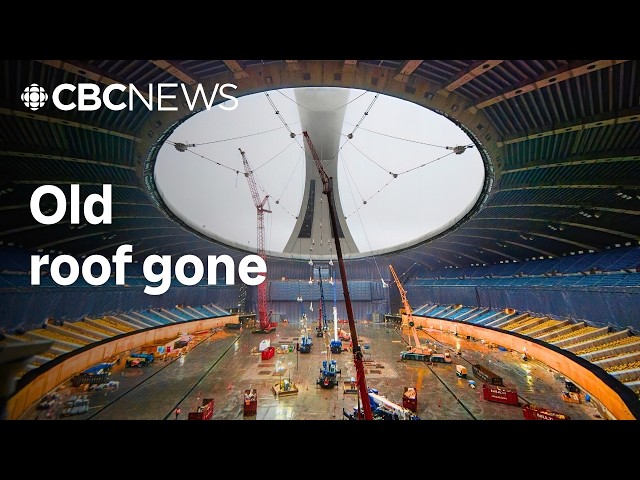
[403,387,418,412]
[243,389,257,416]
[261,346,275,360]
[472,364,503,386]
[482,383,519,406]
[188,398,214,420]
[522,404,570,420]
[71,372,109,387]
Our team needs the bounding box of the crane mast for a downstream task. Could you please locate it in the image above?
[239,148,274,333]
[302,131,372,420]
[317,266,328,335]
[389,264,430,355]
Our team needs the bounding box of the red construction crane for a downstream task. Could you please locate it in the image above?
[302,131,372,420]
[239,148,275,334]
[389,264,430,355]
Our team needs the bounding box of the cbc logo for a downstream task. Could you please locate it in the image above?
[21,83,49,111]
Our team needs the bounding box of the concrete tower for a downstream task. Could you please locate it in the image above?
[283,88,359,256]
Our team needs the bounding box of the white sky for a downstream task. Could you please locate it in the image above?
[155,88,485,256]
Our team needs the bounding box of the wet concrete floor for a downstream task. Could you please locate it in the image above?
[22,321,602,421]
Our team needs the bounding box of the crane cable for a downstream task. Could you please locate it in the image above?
[340,151,386,285]
[347,93,379,138]
[343,123,451,149]
[168,125,287,147]
[332,90,369,111]
[178,146,241,174]
[275,149,303,205]
[253,139,301,172]
[265,92,297,136]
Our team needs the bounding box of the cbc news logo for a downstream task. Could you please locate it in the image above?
[19,81,239,112]
[22,83,48,111]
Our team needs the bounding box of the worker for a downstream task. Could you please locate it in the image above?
[175,407,181,420]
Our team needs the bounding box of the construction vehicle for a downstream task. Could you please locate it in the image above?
[299,321,313,353]
[129,352,154,364]
[456,364,468,378]
[316,266,328,338]
[317,332,341,389]
[562,391,581,404]
[304,131,372,419]
[389,264,437,361]
[400,351,452,363]
[344,388,420,420]
[329,270,343,354]
[239,148,276,334]
[337,328,350,341]
[125,357,145,367]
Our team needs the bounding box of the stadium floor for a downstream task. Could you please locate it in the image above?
[21,321,600,421]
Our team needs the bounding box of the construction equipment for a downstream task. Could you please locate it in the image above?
[402,387,418,412]
[522,404,570,420]
[243,389,257,416]
[472,363,503,386]
[389,264,433,361]
[317,341,342,389]
[303,131,372,419]
[299,315,312,353]
[316,266,328,337]
[344,388,420,420]
[329,265,342,354]
[188,398,214,420]
[239,148,275,334]
[482,384,519,406]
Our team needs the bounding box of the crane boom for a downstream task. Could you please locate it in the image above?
[302,131,372,420]
[239,148,274,333]
[389,264,429,354]
[318,266,328,332]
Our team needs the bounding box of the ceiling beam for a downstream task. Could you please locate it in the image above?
[429,244,518,262]
[450,228,595,250]
[223,60,249,80]
[497,184,640,192]
[394,60,423,83]
[438,238,549,258]
[343,60,358,73]
[0,151,136,170]
[149,60,197,86]
[134,239,214,256]
[0,201,154,212]
[426,242,485,263]
[0,108,140,142]
[502,153,640,173]
[497,108,640,147]
[12,180,140,188]
[38,60,162,105]
[472,217,638,239]
[440,236,554,257]
[285,60,301,72]
[1,218,168,237]
[471,60,628,111]
[438,60,504,97]
[35,227,183,250]
[485,203,640,216]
